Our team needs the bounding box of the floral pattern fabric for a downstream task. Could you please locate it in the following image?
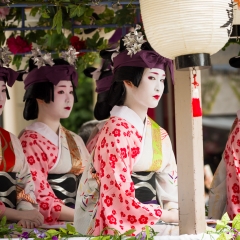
[20,130,62,224]
[20,122,90,225]
[0,129,37,211]
[75,114,178,235]
[225,118,240,219]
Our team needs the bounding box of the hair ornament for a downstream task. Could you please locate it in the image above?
[0,46,11,67]
[60,46,78,67]
[31,48,55,69]
[122,24,146,57]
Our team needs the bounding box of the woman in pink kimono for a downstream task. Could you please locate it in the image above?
[19,49,89,224]
[209,56,240,220]
[0,47,43,228]
[74,26,178,235]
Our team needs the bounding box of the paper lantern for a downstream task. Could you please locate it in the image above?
[140,0,233,69]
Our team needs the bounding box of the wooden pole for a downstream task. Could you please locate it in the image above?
[174,68,206,234]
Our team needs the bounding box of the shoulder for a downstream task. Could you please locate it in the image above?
[20,129,42,141]
[160,127,169,141]
[97,116,142,145]
[146,118,169,141]
[66,129,85,145]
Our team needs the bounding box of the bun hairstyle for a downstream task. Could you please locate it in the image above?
[83,59,113,120]
[22,58,78,120]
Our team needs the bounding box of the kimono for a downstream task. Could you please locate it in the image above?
[74,106,178,235]
[209,111,240,220]
[0,127,37,216]
[19,122,89,224]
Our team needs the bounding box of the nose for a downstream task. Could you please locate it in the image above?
[0,92,4,100]
[155,79,161,92]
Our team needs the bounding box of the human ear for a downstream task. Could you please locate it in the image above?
[36,99,44,105]
[123,80,133,87]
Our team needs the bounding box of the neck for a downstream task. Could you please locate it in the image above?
[37,115,60,134]
[123,98,147,122]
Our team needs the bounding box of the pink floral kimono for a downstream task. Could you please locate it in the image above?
[209,110,240,220]
[74,106,178,235]
[19,122,89,224]
[0,127,37,216]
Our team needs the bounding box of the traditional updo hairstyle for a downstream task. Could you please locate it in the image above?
[93,39,169,120]
[83,59,113,121]
[20,58,78,121]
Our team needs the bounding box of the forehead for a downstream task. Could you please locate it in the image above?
[0,80,6,86]
[143,68,165,75]
[55,80,73,87]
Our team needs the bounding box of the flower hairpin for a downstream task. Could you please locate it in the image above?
[31,48,55,69]
[0,46,11,67]
[122,24,146,57]
[60,46,79,67]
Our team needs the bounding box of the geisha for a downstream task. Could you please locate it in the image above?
[208,56,240,220]
[0,47,43,228]
[74,26,179,235]
[18,48,90,224]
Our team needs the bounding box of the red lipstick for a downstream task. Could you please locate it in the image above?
[153,95,160,100]
[65,107,71,110]
[0,105,2,109]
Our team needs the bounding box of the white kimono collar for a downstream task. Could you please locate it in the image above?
[25,122,59,146]
[110,106,146,135]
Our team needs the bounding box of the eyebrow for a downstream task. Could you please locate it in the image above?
[57,85,73,88]
[150,72,166,77]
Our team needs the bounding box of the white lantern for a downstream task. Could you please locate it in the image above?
[140,0,233,64]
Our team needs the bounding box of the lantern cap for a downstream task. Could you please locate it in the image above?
[175,53,211,71]
[229,56,240,68]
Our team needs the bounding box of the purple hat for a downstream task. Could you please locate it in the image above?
[113,50,174,83]
[0,67,19,87]
[83,59,113,94]
[24,65,78,90]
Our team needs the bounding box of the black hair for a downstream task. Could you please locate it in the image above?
[23,58,78,120]
[93,41,169,120]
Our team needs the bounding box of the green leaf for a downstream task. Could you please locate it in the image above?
[52,8,62,34]
[233,214,240,231]
[66,223,76,233]
[216,233,233,240]
[145,225,150,240]
[30,7,40,17]
[42,11,50,18]
[12,55,22,70]
[1,216,6,226]
[221,212,230,225]
[123,229,135,235]
[46,229,59,237]
[59,228,67,234]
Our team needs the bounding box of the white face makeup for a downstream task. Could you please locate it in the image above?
[126,68,165,110]
[0,81,7,116]
[39,80,74,120]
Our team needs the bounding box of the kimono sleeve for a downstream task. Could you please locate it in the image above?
[20,131,63,224]
[10,133,37,211]
[0,201,6,217]
[225,122,240,219]
[156,132,178,210]
[93,118,163,234]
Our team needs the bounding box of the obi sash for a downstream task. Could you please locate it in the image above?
[131,171,157,203]
[0,172,16,208]
[48,126,84,206]
[131,118,162,203]
[48,173,81,207]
